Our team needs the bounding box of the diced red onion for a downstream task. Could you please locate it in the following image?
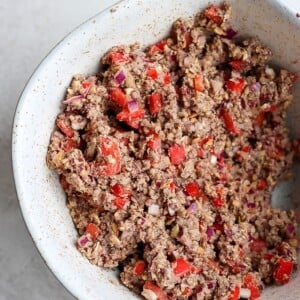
[114,69,126,84]
[148,204,160,216]
[128,100,139,112]
[207,282,214,289]
[287,224,295,233]
[63,95,83,104]
[251,82,261,92]
[206,227,215,238]
[77,235,90,247]
[225,229,233,237]
[226,28,237,39]
[247,202,256,208]
[188,202,198,213]
[156,181,161,187]
[169,54,177,62]
[241,99,246,109]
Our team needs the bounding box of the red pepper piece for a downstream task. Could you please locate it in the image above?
[56,118,75,138]
[148,40,167,55]
[229,60,248,72]
[194,74,204,92]
[82,81,93,89]
[110,183,132,198]
[273,258,294,284]
[147,67,158,80]
[147,134,161,151]
[110,87,128,108]
[211,197,225,208]
[257,179,267,190]
[163,72,170,84]
[134,261,146,276]
[228,286,240,300]
[172,258,194,277]
[243,273,261,300]
[168,144,185,165]
[186,182,201,198]
[225,78,245,94]
[149,93,162,115]
[85,223,100,240]
[204,5,223,25]
[61,138,78,152]
[221,109,240,135]
[113,197,127,209]
[249,239,266,252]
[110,51,130,64]
[116,107,145,129]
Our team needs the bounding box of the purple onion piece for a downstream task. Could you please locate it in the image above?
[247,202,256,208]
[63,95,84,104]
[241,99,246,109]
[287,224,295,234]
[188,202,198,213]
[206,227,215,238]
[78,235,89,247]
[156,181,161,187]
[128,100,139,112]
[251,82,261,92]
[226,28,237,39]
[114,69,126,84]
[207,282,214,289]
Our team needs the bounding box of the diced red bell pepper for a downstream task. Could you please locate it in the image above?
[204,5,223,25]
[116,107,145,129]
[197,136,213,157]
[134,261,146,276]
[110,183,132,198]
[82,81,93,89]
[241,145,251,153]
[228,286,240,300]
[59,175,70,191]
[257,179,267,190]
[184,32,192,48]
[169,144,186,165]
[164,72,170,84]
[273,258,294,284]
[186,182,201,198]
[194,74,204,92]
[249,239,266,252]
[143,281,168,300]
[243,273,261,300]
[62,138,78,152]
[56,118,75,138]
[255,111,265,126]
[113,197,127,209]
[110,51,131,64]
[169,181,175,190]
[148,40,167,55]
[182,287,192,297]
[98,136,121,176]
[147,134,161,151]
[225,78,245,94]
[110,87,128,108]
[172,258,194,277]
[221,109,240,135]
[229,60,248,72]
[263,253,274,261]
[211,197,225,208]
[149,93,163,115]
[268,147,284,160]
[85,223,100,240]
[147,67,158,80]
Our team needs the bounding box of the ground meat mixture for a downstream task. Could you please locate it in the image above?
[47,3,299,299]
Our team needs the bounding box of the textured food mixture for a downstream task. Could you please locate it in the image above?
[47,3,299,300]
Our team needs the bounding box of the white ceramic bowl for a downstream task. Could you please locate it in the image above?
[12,0,300,299]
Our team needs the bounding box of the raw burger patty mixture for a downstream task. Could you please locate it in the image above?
[47,3,299,300]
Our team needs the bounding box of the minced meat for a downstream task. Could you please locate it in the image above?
[47,3,299,299]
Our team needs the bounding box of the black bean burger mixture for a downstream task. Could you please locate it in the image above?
[47,3,299,300]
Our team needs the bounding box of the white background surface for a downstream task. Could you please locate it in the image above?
[1,0,300,300]
[0,1,116,299]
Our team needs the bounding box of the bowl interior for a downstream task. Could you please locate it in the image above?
[12,0,300,299]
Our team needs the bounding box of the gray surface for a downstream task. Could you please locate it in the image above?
[0,1,116,299]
